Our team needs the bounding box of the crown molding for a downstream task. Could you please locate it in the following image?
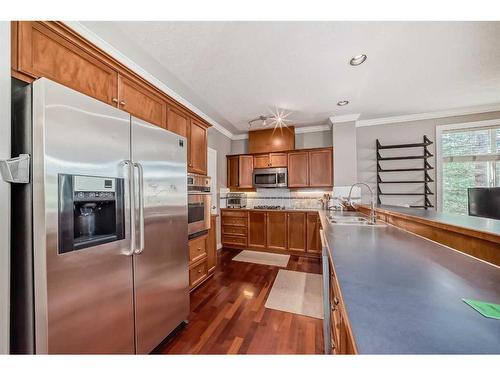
[355,104,500,127]
[328,114,361,124]
[295,124,331,134]
[64,21,235,140]
[232,133,249,140]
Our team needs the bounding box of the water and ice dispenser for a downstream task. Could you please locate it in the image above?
[58,174,125,253]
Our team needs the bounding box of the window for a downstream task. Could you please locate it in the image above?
[439,123,500,215]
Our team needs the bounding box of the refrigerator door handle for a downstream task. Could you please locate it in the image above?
[0,154,30,183]
[123,160,135,256]
[133,162,145,255]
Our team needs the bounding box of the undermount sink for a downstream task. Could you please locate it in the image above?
[327,215,386,227]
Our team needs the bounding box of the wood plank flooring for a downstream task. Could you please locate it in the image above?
[155,249,323,354]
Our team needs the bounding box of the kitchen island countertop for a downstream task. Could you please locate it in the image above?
[318,210,500,354]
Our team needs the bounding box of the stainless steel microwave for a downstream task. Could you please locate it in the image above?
[253,168,288,188]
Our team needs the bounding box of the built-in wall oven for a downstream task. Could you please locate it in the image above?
[188,173,211,238]
[253,167,288,188]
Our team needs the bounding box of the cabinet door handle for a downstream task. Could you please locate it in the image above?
[333,297,339,306]
[331,337,336,350]
[119,100,126,106]
[112,98,118,104]
[197,247,202,251]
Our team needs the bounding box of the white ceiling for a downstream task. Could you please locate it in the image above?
[81,21,500,135]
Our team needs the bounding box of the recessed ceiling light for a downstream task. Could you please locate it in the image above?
[350,54,367,66]
[337,100,349,106]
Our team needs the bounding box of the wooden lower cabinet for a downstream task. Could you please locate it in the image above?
[221,210,248,248]
[329,258,357,354]
[221,209,319,257]
[306,213,321,254]
[189,260,208,289]
[287,212,307,252]
[266,211,287,251]
[248,211,267,248]
[189,216,217,292]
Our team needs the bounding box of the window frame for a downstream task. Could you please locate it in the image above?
[436,119,500,212]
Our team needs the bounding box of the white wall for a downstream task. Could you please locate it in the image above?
[0,21,11,354]
[332,121,357,186]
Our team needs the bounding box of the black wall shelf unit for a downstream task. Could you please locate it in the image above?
[376,135,434,209]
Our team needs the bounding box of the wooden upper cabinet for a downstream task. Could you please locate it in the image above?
[167,105,189,137]
[238,155,254,188]
[306,213,321,254]
[269,153,287,167]
[309,148,333,187]
[227,156,240,188]
[248,127,295,153]
[118,75,166,128]
[288,152,309,187]
[254,154,270,169]
[267,211,287,251]
[17,21,118,105]
[188,119,208,175]
[248,211,267,249]
[287,212,306,252]
[254,153,288,169]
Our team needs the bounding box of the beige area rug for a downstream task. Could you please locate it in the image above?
[232,250,290,267]
[265,269,323,319]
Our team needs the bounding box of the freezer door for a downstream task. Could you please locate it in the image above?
[131,117,189,354]
[32,79,135,353]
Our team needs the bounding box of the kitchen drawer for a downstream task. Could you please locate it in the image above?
[189,260,208,288]
[222,225,247,237]
[189,235,207,263]
[222,217,247,227]
[221,210,248,218]
[222,235,247,247]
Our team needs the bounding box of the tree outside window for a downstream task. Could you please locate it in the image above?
[441,126,500,215]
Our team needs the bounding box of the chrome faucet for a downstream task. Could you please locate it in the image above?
[347,182,377,224]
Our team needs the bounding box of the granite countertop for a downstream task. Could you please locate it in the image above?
[318,210,500,354]
[373,204,500,238]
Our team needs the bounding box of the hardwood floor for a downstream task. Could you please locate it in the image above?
[156,249,324,354]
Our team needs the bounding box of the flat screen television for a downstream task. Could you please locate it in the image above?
[467,187,500,220]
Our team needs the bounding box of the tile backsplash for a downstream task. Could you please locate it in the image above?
[220,186,361,209]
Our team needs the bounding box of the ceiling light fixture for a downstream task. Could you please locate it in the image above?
[248,107,293,130]
[349,54,367,66]
[337,100,349,106]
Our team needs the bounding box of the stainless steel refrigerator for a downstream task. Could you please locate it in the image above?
[7,78,189,354]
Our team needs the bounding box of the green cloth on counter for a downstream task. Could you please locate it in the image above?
[462,299,500,320]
